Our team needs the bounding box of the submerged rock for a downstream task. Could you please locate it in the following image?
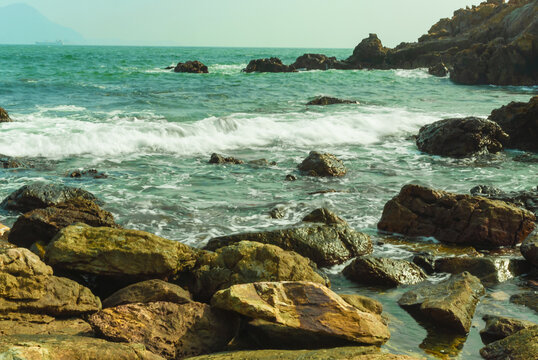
[0,107,12,122]
[343,256,427,287]
[306,96,358,106]
[243,58,295,73]
[480,315,536,344]
[428,62,448,77]
[174,60,208,73]
[480,326,538,360]
[521,234,538,268]
[298,151,347,177]
[68,168,108,179]
[510,292,538,312]
[102,279,191,308]
[209,153,244,164]
[0,154,29,169]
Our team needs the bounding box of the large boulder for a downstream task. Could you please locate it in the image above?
[89,301,239,359]
[0,182,99,213]
[480,326,538,360]
[306,96,358,106]
[343,256,427,287]
[174,60,208,74]
[8,198,117,248]
[480,315,536,344]
[102,279,191,308]
[45,223,197,280]
[377,184,536,248]
[347,34,389,68]
[243,58,295,73]
[290,53,349,70]
[0,107,12,122]
[521,233,538,267]
[298,151,347,177]
[488,96,538,152]
[416,117,509,157]
[211,281,390,347]
[398,272,485,334]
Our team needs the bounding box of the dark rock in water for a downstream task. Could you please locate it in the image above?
[298,151,347,177]
[243,57,295,73]
[377,184,536,248]
[510,292,538,312]
[488,96,538,152]
[416,117,509,157]
[412,253,436,274]
[480,326,538,360]
[398,272,485,334]
[0,154,29,169]
[308,189,341,195]
[343,256,427,287]
[68,169,108,179]
[470,185,505,197]
[347,34,389,68]
[428,62,448,77]
[0,182,100,213]
[247,158,276,166]
[470,185,538,216]
[513,153,538,163]
[521,234,538,268]
[174,60,208,74]
[101,279,192,308]
[302,208,346,225]
[285,174,297,181]
[0,107,12,122]
[8,197,117,248]
[268,207,285,219]
[480,315,536,344]
[306,96,358,106]
[208,153,244,165]
[164,65,175,70]
[290,53,349,70]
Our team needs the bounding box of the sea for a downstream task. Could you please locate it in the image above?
[1,45,537,359]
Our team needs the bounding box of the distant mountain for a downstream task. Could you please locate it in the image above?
[0,3,84,44]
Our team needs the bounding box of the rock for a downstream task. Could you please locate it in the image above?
[0,334,165,360]
[343,256,427,287]
[209,153,244,164]
[480,326,538,360]
[174,60,209,74]
[470,184,538,216]
[204,224,372,267]
[513,152,538,163]
[510,292,538,312]
[0,154,29,169]
[102,279,191,308]
[428,62,448,77]
[243,57,296,73]
[302,208,347,225]
[89,301,239,359]
[416,117,508,157]
[306,96,358,106]
[298,151,347,177]
[0,107,12,122]
[521,234,538,267]
[247,158,276,166]
[480,315,536,344]
[380,237,481,258]
[290,53,349,71]
[285,174,297,181]
[8,198,117,249]
[0,223,9,239]
[184,241,328,302]
[268,207,284,219]
[0,182,99,213]
[347,34,389,68]
[488,96,538,152]
[68,168,108,179]
[211,281,390,347]
[398,272,485,334]
[45,223,197,280]
[412,254,436,274]
[377,184,536,248]
[339,294,383,315]
[0,313,93,336]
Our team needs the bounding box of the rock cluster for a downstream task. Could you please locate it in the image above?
[243,57,296,73]
[174,60,208,73]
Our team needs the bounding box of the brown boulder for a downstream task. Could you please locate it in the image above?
[343,256,427,287]
[298,151,347,177]
[480,314,536,344]
[102,279,191,308]
[0,313,93,336]
[174,61,208,74]
[480,326,538,360]
[243,58,295,73]
[302,207,347,225]
[0,107,12,122]
[339,294,383,315]
[209,153,244,164]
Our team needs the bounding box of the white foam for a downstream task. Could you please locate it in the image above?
[36,105,87,112]
[208,64,246,74]
[394,68,431,79]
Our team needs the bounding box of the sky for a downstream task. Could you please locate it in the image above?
[0,0,485,48]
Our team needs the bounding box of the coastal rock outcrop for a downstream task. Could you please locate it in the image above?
[243,57,296,73]
[377,184,536,248]
[416,117,508,157]
[343,256,427,287]
[428,63,449,77]
[298,151,347,177]
[174,60,208,74]
[306,96,358,106]
[347,34,389,68]
[0,107,12,122]
[290,53,348,70]
[521,234,538,267]
[102,279,191,308]
[480,326,538,359]
[480,315,536,344]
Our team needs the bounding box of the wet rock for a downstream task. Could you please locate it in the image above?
[380,237,481,258]
[416,117,508,157]
[211,281,390,347]
[377,184,536,248]
[470,184,538,216]
[247,158,276,166]
[0,154,29,169]
[412,254,436,274]
[339,294,383,315]
[102,279,191,308]
[0,314,93,336]
[68,168,108,179]
[184,241,328,302]
[0,182,99,213]
[45,223,197,280]
[243,58,295,73]
[290,53,349,71]
[298,151,347,177]
[174,60,209,74]
[204,223,372,267]
[285,174,297,181]
[8,198,117,249]
[510,292,538,312]
[0,223,9,239]
[268,207,284,219]
[398,272,485,334]
[209,153,244,164]
[488,96,538,152]
[428,62,448,77]
[89,301,238,359]
[343,256,427,287]
[302,207,347,225]
[480,315,536,344]
[347,34,389,68]
[0,107,12,122]
[521,234,538,268]
[480,326,538,360]
[306,96,358,106]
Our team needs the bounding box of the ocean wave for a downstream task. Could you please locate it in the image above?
[394,68,431,79]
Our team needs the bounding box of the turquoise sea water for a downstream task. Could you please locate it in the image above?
[1,45,537,359]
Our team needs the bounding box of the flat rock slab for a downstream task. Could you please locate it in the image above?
[343,256,427,287]
[480,315,536,344]
[480,326,538,360]
[102,279,191,308]
[0,314,93,336]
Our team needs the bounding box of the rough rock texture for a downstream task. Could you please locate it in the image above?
[428,63,448,77]
[0,154,29,169]
[480,315,536,344]
[521,233,538,267]
[0,334,165,360]
[102,279,191,308]
[347,34,389,68]
[8,198,117,248]
[343,256,427,287]
[302,208,347,225]
[339,294,383,315]
[45,223,197,279]
[68,168,108,179]
[480,326,538,360]
[0,107,12,122]
[243,58,295,73]
[377,184,536,248]
[174,61,209,74]
[416,117,509,157]
[89,301,239,359]
[184,241,328,302]
[488,96,538,152]
[398,272,485,333]
[470,184,538,215]
[306,96,358,106]
[209,153,244,164]
[510,292,538,312]
[0,314,93,336]
[290,53,349,70]
[204,224,371,267]
[298,151,347,177]
[0,182,99,213]
[211,281,390,347]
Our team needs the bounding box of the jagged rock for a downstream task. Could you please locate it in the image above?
[377,184,536,248]
[89,301,239,359]
[102,279,191,308]
[343,256,427,287]
[290,53,349,70]
[480,315,536,344]
[174,60,208,74]
[243,58,295,73]
[298,151,347,177]
[183,241,328,302]
[480,326,538,359]
[470,184,538,215]
[339,294,383,315]
[211,281,390,347]
[306,96,358,106]
[302,208,347,225]
[416,117,508,157]
[0,107,12,122]
[0,182,99,213]
[208,153,244,164]
[68,168,108,179]
[488,96,538,152]
[428,62,448,77]
[521,234,538,267]
[398,272,485,334]
[347,34,389,68]
[510,292,538,312]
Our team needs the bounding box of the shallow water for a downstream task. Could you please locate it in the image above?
[1,45,537,358]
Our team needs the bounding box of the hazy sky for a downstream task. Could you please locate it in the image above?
[0,0,484,48]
